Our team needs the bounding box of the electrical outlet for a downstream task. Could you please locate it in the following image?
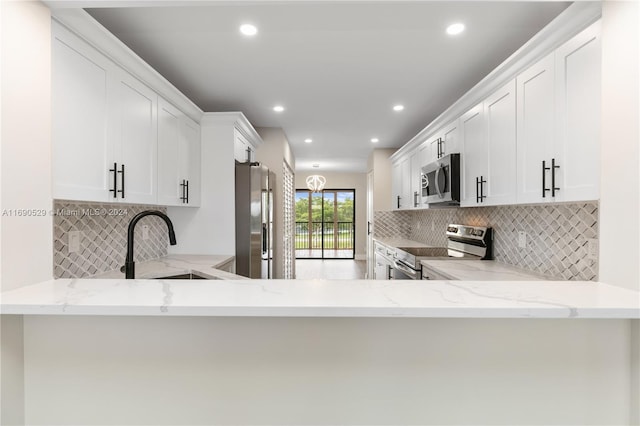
[142,225,150,241]
[68,231,81,254]
[518,231,527,249]
[587,239,599,260]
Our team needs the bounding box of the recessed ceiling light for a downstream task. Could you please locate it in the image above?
[240,24,258,36]
[304,138,313,143]
[371,138,379,143]
[273,105,285,112]
[312,163,320,168]
[446,23,465,36]
[393,105,405,112]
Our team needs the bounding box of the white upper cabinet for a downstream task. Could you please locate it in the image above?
[110,67,158,205]
[180,118,201,206]
[553,21,601,202]
[234,129,255,163]
[517,20,601,204]
[484,79,517,205]
[391,156,411,210]
[460,104,486,206]
[158,98,201,206]
[410,151,423,209]
[516,52,556,204]
[52,21,201,207]
[52,24,114,202]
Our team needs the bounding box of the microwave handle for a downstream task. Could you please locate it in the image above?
[435,165,445,198]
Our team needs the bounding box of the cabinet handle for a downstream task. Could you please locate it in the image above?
[397,195,401,209]
[367,221,371,236]
[413,191,419,207]
[186,180,189,204]
[246,147,252,162]
[542,160,551,198]
[551,158,560,197]
[480,176,487,202]
[117,164,125,199]
[180,179,187,203]
[109,162,118,198]
[438,138,444,158]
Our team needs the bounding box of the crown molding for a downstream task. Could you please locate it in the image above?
[51,8,204,123]
[390,1,602,164]
[200,112,264,147]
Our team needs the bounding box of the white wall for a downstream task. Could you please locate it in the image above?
[295,171,367,259]
[599,4,640,424]
[22,316,632,426]
[167,119,235,256]
[0,0,53,292]
[367,149,395,212]
[255,127,296,279]
[599,1,640,293]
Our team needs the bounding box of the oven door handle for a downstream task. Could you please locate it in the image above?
[392,260,420,279]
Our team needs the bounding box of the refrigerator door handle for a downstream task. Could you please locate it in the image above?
[262,223,268,254]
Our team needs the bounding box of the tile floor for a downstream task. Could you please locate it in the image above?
[295,259,366,280]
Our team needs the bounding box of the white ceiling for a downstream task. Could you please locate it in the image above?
[82,1,571,172]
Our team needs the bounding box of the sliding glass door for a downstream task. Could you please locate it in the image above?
[295,189,355,259]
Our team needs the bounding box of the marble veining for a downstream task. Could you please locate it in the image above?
[1,278,638,319]
[421,259,546,281]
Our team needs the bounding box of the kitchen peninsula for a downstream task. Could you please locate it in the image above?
[2,278,638,424]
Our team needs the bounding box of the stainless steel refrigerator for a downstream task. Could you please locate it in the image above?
[235,161,275,279]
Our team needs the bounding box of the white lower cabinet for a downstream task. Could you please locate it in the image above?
[158,98,201,206]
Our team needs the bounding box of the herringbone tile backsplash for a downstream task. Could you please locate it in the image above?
[374,202,599,281]
[53,201,169,278]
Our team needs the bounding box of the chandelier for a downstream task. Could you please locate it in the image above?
[306,175,326,192]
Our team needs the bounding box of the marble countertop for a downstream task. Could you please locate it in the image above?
[421,260,546,281]
[1,278,637,318]
[373,237,431,249]
[91,254,248,280]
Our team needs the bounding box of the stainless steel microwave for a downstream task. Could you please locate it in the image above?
[421,153,461,207]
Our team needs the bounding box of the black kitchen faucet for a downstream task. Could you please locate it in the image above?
[124,210,176,279]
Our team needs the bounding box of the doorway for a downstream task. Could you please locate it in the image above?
[295,189,355,259]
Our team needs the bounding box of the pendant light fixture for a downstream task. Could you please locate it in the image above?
[306,175,326,192]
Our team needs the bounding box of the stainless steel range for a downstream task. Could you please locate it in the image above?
[390,224,493,280]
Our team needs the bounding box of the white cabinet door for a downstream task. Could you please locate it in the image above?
[52,24,114,202]
[391,162,402,210]
[427,135,441,164]
[111,69,158,204]
[460,104,486,206]
[516,53,556,204]
[158,99,201,207]
[157,98,182,206]
[441,119,459,157]
[234,129,252,163]
[391,157,411,210]
[410,152,422,209]
[554,21,601,202]
[484,79,517,205]
[180,118,201,206]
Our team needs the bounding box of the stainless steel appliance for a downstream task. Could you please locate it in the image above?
[235,161,275,279]
[389,224,493,280]
[421,153,461,207]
